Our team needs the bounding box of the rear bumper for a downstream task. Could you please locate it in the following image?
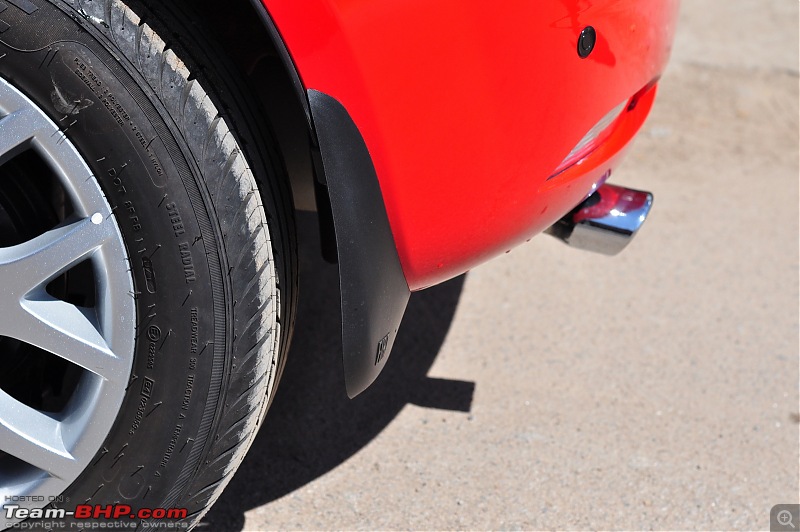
[265,0,680,289]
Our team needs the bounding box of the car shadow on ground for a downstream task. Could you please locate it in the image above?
[199,213,471,531]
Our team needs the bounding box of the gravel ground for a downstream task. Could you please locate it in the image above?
[202,1,799,530]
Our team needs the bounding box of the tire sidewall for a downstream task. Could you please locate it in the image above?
[1,0,237,517]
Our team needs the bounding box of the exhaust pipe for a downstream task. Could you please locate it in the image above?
[546,184,653,255]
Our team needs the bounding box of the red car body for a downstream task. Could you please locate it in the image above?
[263,0,679,290]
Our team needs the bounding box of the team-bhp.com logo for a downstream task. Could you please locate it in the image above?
[3,503,187,526]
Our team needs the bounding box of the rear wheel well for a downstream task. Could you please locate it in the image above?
[186,0,319,213]
[183,1,413,396]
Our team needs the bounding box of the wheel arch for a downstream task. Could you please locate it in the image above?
[191,0,410,397]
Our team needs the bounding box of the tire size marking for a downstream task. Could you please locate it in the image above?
[71,54,166,182]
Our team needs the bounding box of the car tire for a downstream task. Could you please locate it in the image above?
[0,0,296,529]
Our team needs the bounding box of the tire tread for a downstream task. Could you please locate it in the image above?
[69,0,296,528]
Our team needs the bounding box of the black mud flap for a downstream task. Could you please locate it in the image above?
[308,90,411,398]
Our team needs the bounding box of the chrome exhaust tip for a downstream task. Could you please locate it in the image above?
[546,184,653,255]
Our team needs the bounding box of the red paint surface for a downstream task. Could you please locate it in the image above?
[263,0,679,289]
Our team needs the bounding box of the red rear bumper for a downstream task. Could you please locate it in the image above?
[266,0,680,289]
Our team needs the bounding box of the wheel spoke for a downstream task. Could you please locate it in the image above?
[15,298,124,382]
[0,217,112,297]
[0,107,43,164]
[0,217,124,381]
[0,390,80,480]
